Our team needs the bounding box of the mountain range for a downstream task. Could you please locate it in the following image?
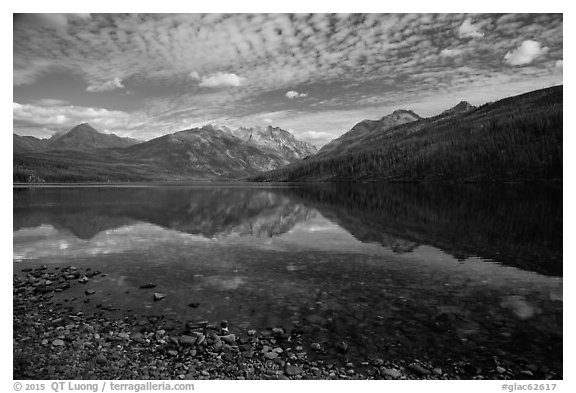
[252,85,562,183]
[14,85,562,183]
[13,123,317,182]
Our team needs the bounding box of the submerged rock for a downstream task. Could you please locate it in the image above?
[153,293,166,301]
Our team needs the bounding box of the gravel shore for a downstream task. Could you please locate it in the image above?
[13,265,560,380]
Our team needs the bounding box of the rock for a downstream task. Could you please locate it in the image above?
[95,354,107,365]
[285,364,303,376]
[261,345,271,353]
[195,333,206,345]
[496,366,506,374]
[188,302,200,308]
[78,276,89,284]
[433,367,443,375]
[167,350,178,357]
[179,335,197,346]
[336,341,349,353]
[52,339,64,346]
[310,342,321,351]
[306,315,324,324]
[219,334,236,345]
[526,364,538,373]
[373,359,384,366]
[85,290,96,295]
[273,347,283,353]
[139,283,157,289]
[409,363,431,376]
[520,370,534,377]
[382,368,402,379]
[272,327,284,335]
[118,332,130,340]
[264,352,279,360]
[153,293,166,301]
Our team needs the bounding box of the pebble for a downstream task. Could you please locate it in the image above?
[520,370,534,377]
[336,341,349,353]
[285,364,303,376]
[496,366,506,374]
[52,339,64,346]
[85,290,95,295]
[408,363,431,376]
[310,343,321,351]
[95,354,107,365]
[179,335,197,346]
[220,334,236,345]
[153,293,166,301]
[264,352,279,360]
[382,368,402,379]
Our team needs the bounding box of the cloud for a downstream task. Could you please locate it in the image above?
[86,77,125,92]
[505,40,549,66]
[13,102,131,132]
[457,18,484,39]
[286,91,309,99]
[300,131,333,144]
[555,59,563,68]
[440,48,464,57]
[31,98,69,106]
[15,13,91,32]
[198,72,244,88]
[13,14,563,143]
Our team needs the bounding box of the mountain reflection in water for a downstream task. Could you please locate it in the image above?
[13,184,562,376]
[14,184,561,276]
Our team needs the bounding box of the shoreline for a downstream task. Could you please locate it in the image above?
[13,264,560,380]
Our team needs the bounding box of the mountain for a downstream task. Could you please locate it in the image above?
[13,124,314,182]
[251,86,562,183]
[440,101,476,117]
[120,125,291,179]
[222,125,317,160]
[14,123,140,154]
[46,123,140,151]
[13,134,49,154]
[317,109,421,157]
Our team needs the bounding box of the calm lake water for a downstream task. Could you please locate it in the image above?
[13,184,563,374]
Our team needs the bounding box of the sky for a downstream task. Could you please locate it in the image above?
[13,13,563,147]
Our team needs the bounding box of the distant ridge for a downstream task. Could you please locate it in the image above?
[14,123,316,182]
[46,123,140,151]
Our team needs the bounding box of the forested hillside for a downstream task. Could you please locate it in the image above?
[251,86,562,183]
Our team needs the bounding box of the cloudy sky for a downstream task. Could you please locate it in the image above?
[13,13,563,147]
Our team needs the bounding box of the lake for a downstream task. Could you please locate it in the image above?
[13,183,563,378]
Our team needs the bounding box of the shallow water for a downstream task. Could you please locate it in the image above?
[13,184,563,374]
